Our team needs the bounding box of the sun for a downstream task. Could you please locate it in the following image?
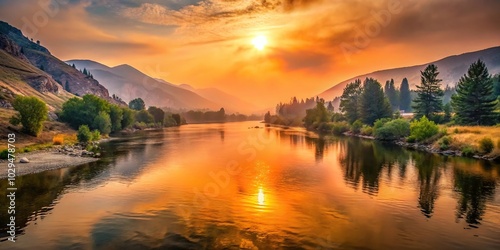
[252,35,268,50]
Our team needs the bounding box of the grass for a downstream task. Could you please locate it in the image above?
[444,125,500,156]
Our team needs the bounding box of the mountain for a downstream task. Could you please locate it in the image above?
[0,21,119,106]
[67,60,258,113]
[319,46,500,100]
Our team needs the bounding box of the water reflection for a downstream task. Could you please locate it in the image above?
[1,123,500,249]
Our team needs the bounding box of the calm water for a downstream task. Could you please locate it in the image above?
[1,121,500,250]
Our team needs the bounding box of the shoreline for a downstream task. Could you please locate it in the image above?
[0,148,100,179]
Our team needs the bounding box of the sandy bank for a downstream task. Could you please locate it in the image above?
[0,150,99,178]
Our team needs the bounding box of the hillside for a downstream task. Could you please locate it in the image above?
[67,60,224,111]
[319,46,500,100]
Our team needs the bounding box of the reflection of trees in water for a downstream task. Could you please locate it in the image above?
[305,136,327,161]
[339,138,410,195]
[413,154,444,218]
[0,161,110,240]
[453,166,496,225]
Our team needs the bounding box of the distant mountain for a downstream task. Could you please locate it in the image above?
[319,46,500,100]
[0,21,118,105]
[68,60,259,113]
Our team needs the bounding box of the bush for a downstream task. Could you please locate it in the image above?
[406,136,416,143]
[93,111,112,135]
[373,118,392,130]
[351,120,363,134]
[479,137,494,154]
[52,134,64,145]
[410,116,439,142]
[332,121,349,135]
[91,130,101,141]
[438,136,452,150]
[360,125,373,136]
[135,110,154,124]
[0,149,8,159]
[10,96,48,136]
[317,122,334,133]
[461,145,476,157]
[374,119,410,141]
[77,125,92,143]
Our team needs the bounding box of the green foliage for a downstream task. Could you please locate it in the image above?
[373,118,392,130]
[109,104,123,132]
[172,114,181,126]
[438,136,452,150]
[304,102,330,128]
[10,96,48,136]
[479,137,494,154]
[77,125,92,143]
[332,121,350,135]
[351,119,363,134]
[413,64,444,119]
[384,79,399,111]
[148,106,165,125]
[121,108,135,129]
[163,114,178,127]
[0,149,8,159]
[129,98,145,110]
[451,60,497,125]
[91,130,101,141]
[360,125,373,136]
[399,78,412,112]
[340,79,362,123]
[135,110,154,124]
[360,78,393,125]
[406,136,416,143]
[374,118,410,141]
[443,103,452,123]
[93,111,112,135]
[410,116,439,142]
[461,145,476,157]
[60,94,110,129]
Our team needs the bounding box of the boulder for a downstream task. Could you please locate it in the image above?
[19,157,29,163]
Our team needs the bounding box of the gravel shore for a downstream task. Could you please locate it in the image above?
[0,149,99,178]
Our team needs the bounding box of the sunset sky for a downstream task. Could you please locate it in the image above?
[1,0,500,107]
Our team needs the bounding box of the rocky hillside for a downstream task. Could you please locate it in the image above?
[0,21,123,106]
[319,46,500,100]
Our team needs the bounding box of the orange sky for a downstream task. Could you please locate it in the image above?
[1,0,499,108]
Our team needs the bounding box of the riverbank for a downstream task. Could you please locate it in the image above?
[0,147,100,178]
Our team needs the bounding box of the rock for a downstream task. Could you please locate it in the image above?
[20,157,29,163]
[94,153,101,158]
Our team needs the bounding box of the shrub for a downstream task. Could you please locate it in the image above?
[0,149,8,159]
[373,118,392,130]
[93,111,112,135]
[351,120,363,134]
[360,125,373,136]
[10,96,48,136]
[410,116,439,142]
[332,121,349,135]
[406,136,416,143]
[374,119,410,141]
[479,137,494,154]
[91,130,101,141]
[438,136,452,150]
[52,134,64,145]
[77,125,92,143]
[461,145,476,157]
[317,122,334,133]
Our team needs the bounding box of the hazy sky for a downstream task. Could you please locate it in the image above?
[1,0,499,107]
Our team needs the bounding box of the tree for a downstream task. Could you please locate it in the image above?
[304,102,329,127]
[264,111,271,123]
[413,64,444,119]
[83,68,88,75]
[77,125,92,143]
[148,106,165,125]
[135,110,154,124]
[10,96,47,136]
[360,78,392,125]
[129,98,145,110]
[340,79,362,124]
[109,104,123,132]
[399,78,411,112]
[493,74,500,97]
[93,111,112,135]
[326,102,334,112]
[451,60,497,125]
[121,108,135,129]
[384,79,399,111]
[172,114,181,126]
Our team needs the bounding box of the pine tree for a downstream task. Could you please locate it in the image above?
[360,78,392,125]
[83,68,88,76]
[413,64,444,119]
[384,79,399,111]
[72,63,76,68]
[399,78,411,112]
[451,60,497,125]
[493,74,500,97]
[340,79,362,124]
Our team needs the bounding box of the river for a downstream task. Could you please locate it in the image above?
[1,121,500,249]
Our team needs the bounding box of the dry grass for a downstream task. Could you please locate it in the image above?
[445,125,500,154]
[52,134,65,145]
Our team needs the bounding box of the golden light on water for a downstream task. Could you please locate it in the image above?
[258,187,265,205]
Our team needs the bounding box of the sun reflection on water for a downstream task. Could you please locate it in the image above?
[258,187,265,205]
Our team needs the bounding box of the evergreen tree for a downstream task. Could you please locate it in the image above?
[399,78,411,112]
[384,79,400,111]
[264,111,271,123]
[360,78,392,125]
[83,68,88,76]
[493,74,500,97]
[451,60,497,125]
[340,79,362,124]
[413,64,444,119]
[72,63,76,68]
[326,102,334,112]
